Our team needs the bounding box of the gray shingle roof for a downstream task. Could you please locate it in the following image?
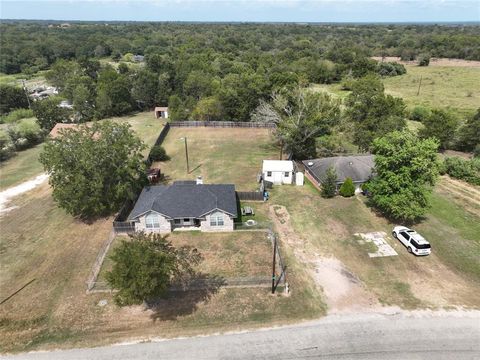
[128,181,237,220]
[303,155,375,184]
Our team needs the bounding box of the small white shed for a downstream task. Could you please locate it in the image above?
[262,160,294,185]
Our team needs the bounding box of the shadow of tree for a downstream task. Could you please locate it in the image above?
[147,274,226,321]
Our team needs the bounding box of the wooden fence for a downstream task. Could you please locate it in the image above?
[170,121,275,129]
[236,191,264,201]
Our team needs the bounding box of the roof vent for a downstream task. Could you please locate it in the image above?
[349,161,353,166]
[196,176,203,185]
[307,162,314,166]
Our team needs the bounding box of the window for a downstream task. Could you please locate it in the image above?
[284,172,290,177]
[267,171,272,177]
[400,232,410,240]
[145,213,160,229]
[183,218,191,224]
[210,211,225,226]
[174,219,181,225]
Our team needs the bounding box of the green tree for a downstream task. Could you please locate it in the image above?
[0,84,29,115]
[106,232,202,306]
[131,69,158,109]
[339,177,355,197]
[39,121,146,219]
[191,96,224,121]
[418,53,431,66]
[72,84,95,122]
[45,60,81,92]
[252,89,341,159]
[367,131,440,222]
[32,97,71,131]
[320,166,337,198]
[456,108,480,152]
[419,109,458,150]
[95,67,133,118]
[149,145,170,161]
[168,95,188,121]
[346,75,406,151]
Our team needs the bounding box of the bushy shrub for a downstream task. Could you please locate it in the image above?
[320,166,337,198]
[8,118,44,150]
[339,177,355,197]
[149,145,170,161]
[0,130,15,161]
[410,106,430,122]
[444,157,480,185]
[376,62,407,77]
[418,53,431,66]
[1,108,34,124]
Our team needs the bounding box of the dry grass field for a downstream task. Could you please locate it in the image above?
[155,127,281,190]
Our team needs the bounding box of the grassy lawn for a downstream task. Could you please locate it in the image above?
[156,127,280,191]
[0,144,44,191]
[0,112,163,191]
[0,185,324,352]
[98,231,273,284]
[311,65,480,118]
[269,178,480,310]
[0,123,325,353]
[382,65,480,116]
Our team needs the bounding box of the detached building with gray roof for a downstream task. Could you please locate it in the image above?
[128,180,238,233]
[303,155,375,193]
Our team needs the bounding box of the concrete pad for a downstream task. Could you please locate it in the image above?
[355,232,398,258]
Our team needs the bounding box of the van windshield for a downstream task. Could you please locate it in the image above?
[411,239,431,249]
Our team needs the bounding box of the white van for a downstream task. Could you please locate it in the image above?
[392,226,431,256]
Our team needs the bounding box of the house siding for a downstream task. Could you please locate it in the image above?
[200,211,235,232]
[135,211,172,233]
[263,170,293,185]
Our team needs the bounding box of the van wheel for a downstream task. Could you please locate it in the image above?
[392,231,397,239]
[408,247,413,253]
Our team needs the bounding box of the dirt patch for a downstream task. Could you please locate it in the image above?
[372,57,480,67]
[0,174,48,215]
[269,204,379,313]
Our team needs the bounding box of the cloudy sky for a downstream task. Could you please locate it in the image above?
[1,0,479,22]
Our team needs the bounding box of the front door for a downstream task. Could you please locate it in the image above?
[273,171,282,184]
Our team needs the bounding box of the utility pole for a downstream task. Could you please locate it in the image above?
[22,80,31,108]
[272,235,277,294]
[416,75,423,96]
[181,137,190,174]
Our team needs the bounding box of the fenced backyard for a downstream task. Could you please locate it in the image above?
[88,230,286,293]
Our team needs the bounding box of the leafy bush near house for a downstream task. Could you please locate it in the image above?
[339,177,355,197]
[7,118,44,150]
[443,157,480,186]
[320,166,337,198]
[149,145,170,161]
[0,130,15,161]
[410,106,431,122]
[0,108,34,124]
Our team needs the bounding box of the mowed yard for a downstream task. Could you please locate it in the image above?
[312,64,480,117]
[0,119,324,353]
[155,127,281,190]
[269,176,480,310]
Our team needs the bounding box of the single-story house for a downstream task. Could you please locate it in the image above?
[262,160,294,185]
[128,180,238,233]
[303,155,375,193]
[48,123,79,138]
[154,106,169,119]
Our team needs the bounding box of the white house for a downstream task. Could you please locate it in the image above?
[262,160,294,185]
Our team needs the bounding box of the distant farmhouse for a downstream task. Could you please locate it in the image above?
[128,180,238,233]
[303,155,375,193]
